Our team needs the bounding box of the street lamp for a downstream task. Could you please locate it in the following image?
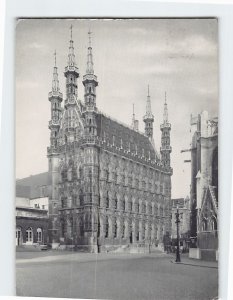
[175,206,181,262]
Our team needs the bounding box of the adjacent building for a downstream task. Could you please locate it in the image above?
[189,111,218,260]
[16,173,49,246]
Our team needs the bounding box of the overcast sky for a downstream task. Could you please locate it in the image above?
[15,18,218,198]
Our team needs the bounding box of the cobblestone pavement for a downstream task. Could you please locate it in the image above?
[16,250,218,300]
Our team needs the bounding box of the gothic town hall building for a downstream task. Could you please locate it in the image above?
[47,29,173,252]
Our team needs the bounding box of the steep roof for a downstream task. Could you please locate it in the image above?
[16,172,50,199]
[96,113,158,162]
[16,172,50,187]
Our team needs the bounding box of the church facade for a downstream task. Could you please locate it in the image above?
[189,111,218,260]
[47,28,173,252]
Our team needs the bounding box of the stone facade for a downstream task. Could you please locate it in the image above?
[16,200,48,246]
[15,174,50,246]
[189,111,218,260]
[47,29,172,252]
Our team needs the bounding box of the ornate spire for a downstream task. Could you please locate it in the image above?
[143,85,154,139]
[131,104,135,128]
[67,24,76,67]
[52,50,60,92]
[86,30,94,75]
[160,91,172,169]
[163,92,168,124]
[83,30,98,113]
[145,85,154,120]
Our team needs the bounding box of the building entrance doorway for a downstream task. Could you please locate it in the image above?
[16,227,22,246]
[26,227,33,244]
[130,232,133,244]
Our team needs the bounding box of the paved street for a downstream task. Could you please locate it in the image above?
[16,250,218,300]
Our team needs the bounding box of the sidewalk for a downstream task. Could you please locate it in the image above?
[170,254,218,268]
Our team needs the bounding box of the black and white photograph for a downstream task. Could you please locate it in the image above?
[15,18,218,299]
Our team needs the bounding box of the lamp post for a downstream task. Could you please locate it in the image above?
[175,206,181,262]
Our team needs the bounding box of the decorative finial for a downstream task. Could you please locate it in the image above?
[70,24,73,40]
[52,50,60,92]
[88,30,92,48]
[85,30,94,74]
[131,103,136,129]
[163,91,168,123]
[54,50,57,67]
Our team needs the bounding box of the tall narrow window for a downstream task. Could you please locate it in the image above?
[122,222,125,238]
[202,219,208,231]
[211,218,217,231]
[16,227,22,246]
[26,227,33,243]
[106,169,109,182]
[106,192,109,208]
[79,192,84,206]
[79,166,83,178]
[80,221,84,237]
[115,197,118,210]
[37,228,43,243]
[122,198,125,211]
[129,201,132,212]
[98,220,101,237]
[105,217,109,238]
[114,220,117,238]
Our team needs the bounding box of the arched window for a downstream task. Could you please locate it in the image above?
[211,217,217,231]
[16,227,22,246]
[26,227,33,243]
[202,219,208,231]
[37,228,43,243]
